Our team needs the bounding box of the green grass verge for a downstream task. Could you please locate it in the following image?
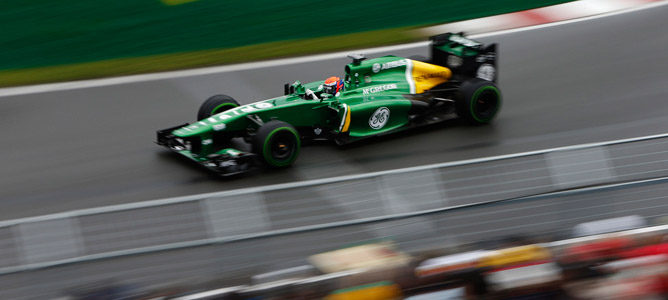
[0,28,418,88]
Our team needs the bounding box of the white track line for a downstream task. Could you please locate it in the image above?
[0,42,426,98]
[0,0,666,98]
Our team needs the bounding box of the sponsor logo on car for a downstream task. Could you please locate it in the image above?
[224,102,274,116]
[363,83,397,95]
[372,59,408,73]
[449,35,480,47]
[476,53,495,63]
[476,64,496,81]
[447,55,463,67]
[189,102,275,131]
[369,107,390,129]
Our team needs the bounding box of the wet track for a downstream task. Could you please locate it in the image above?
[1,5,667,220]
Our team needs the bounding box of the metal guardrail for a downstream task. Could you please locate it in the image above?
[3,133,668,298]
[6,175,668,298]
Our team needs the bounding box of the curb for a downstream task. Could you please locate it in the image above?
[419,0,665,36]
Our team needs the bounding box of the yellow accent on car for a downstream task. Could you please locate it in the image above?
[411,60,452,93]
[342,106,352,132]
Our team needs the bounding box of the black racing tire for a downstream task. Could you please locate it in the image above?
[252,120,301,168]
[455,78,501,124]
[197,94,240,120]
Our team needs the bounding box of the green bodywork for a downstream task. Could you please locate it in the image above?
[161,33,498,170]
[172,55,434,159]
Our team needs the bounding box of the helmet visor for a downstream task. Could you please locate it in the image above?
[323,83,336,95]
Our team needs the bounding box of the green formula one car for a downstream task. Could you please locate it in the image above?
[157,33,501,176]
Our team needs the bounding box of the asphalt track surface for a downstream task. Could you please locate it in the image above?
[1,5,667,220]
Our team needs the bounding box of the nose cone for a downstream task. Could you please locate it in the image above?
[173,120,215,137]
[172,99,280,137]
[174,113,240,137]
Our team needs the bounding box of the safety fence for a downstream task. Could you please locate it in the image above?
[2,133,668,298]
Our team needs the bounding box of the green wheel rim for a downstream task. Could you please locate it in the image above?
[470,85,501,123]
[262,127,300,167]
[211,102,238,115]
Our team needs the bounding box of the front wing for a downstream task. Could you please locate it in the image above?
[156,124,257,176]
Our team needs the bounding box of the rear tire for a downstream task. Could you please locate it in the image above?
[252,120,301,168]
[197,94,240,120]
[456,79,501,124]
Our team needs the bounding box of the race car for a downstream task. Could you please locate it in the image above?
[157,33,501,176]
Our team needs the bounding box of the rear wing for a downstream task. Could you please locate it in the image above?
[429,32,498,82]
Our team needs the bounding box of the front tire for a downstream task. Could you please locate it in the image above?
[456,79,501,124]
[197,94,240,120]
[252,120,301,168]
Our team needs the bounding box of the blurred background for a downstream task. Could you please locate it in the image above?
[1,0,668,299]
[0,0,565,86]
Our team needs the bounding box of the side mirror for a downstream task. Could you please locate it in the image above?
[292,81,305,94]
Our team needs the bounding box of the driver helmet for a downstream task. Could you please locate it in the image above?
[323,76,344,95]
